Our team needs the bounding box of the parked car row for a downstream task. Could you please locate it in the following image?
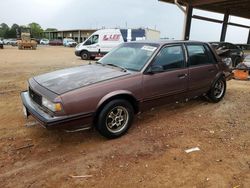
[2,38,18,46]
[40,38,77,47]
[0,38,77,47]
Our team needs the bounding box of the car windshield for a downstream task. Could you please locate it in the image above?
[99,43,159,71]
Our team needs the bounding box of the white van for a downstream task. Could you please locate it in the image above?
[75,28,160,60]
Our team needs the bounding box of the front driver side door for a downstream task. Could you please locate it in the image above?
[142,44,188,110]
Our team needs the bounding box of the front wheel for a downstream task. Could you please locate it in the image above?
[207,77,226,103]
[81,51,90,60]
[96,99,134,139]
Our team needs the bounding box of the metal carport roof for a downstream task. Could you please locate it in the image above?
[159,0,250,43]
[160,0,250,19]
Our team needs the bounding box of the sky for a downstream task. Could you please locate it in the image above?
[0,0,249,43]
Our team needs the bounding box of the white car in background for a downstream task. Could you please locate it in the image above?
[40,39,49,45]
[3,39,11,45]
[63,38,77,47]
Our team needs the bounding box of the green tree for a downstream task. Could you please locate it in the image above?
[28,22,43,38]
[0,23,10,38]
[7,24,20,38]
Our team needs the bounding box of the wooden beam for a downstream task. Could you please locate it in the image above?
[184,5,193,40]
[220,13,229,42]
[192,15,223,24]
[191,0,227,6]
[228,22,250,29]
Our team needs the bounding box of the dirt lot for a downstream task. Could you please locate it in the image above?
[0,46,249,188]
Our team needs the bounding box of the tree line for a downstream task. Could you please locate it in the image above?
[0,22,57,39]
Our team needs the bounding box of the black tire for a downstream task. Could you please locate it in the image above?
[207,77,226,103]
[81,51,90,60]
[96,99,134,139]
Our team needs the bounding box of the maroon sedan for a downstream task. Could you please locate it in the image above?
[21,41,231,138]
[49,39,63,46]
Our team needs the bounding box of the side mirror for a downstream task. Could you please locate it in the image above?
[147,65,164,74]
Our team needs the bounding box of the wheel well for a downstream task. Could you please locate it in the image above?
[81,50,89,54]
[94,94,139,123]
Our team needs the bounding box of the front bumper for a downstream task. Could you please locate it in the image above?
[21,91,93,130]
[75,50,81,57]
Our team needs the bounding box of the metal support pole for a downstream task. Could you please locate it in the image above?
[183,5,193,40]
[248,29,250,44]
[78,30,81,43]
[220,13,229,42]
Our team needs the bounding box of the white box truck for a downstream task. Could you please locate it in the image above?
[75,28,160,60]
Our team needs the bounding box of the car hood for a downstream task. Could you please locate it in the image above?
[33,64,130,95]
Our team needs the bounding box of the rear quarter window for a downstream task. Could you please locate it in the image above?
[187,44,216,66]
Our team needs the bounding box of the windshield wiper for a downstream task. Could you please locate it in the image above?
[105,63,127,72]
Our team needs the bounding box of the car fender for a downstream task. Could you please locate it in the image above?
[211,71,225,87]
[96,90,137,111]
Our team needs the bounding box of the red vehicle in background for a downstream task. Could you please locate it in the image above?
[49,39,63,46]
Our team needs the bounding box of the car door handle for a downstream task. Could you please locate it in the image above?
[178,74,188,79]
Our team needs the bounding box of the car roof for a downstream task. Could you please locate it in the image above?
[209,42,234,45]
[129,40,208,46]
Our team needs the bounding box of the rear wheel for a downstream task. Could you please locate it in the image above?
[207,77,226,103]
[96,99,134,139]
[81,51,90,60]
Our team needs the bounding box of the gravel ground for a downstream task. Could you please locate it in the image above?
[0,46,249,188]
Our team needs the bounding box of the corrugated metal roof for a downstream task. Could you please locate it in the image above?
[159,0,250,19]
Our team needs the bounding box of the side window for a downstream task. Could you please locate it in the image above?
[85,35,99,45]
[153,45,185,71]
[187,45,213,66]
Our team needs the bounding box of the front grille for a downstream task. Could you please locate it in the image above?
[29,87,42,106]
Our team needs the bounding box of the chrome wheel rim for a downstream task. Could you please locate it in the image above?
[214,80,225,99]
[106,106,129,133]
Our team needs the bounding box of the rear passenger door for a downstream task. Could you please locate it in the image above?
[142,45,188,109]
[186,44,219,97]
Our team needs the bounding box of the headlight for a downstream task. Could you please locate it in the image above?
[42,97,62,112]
